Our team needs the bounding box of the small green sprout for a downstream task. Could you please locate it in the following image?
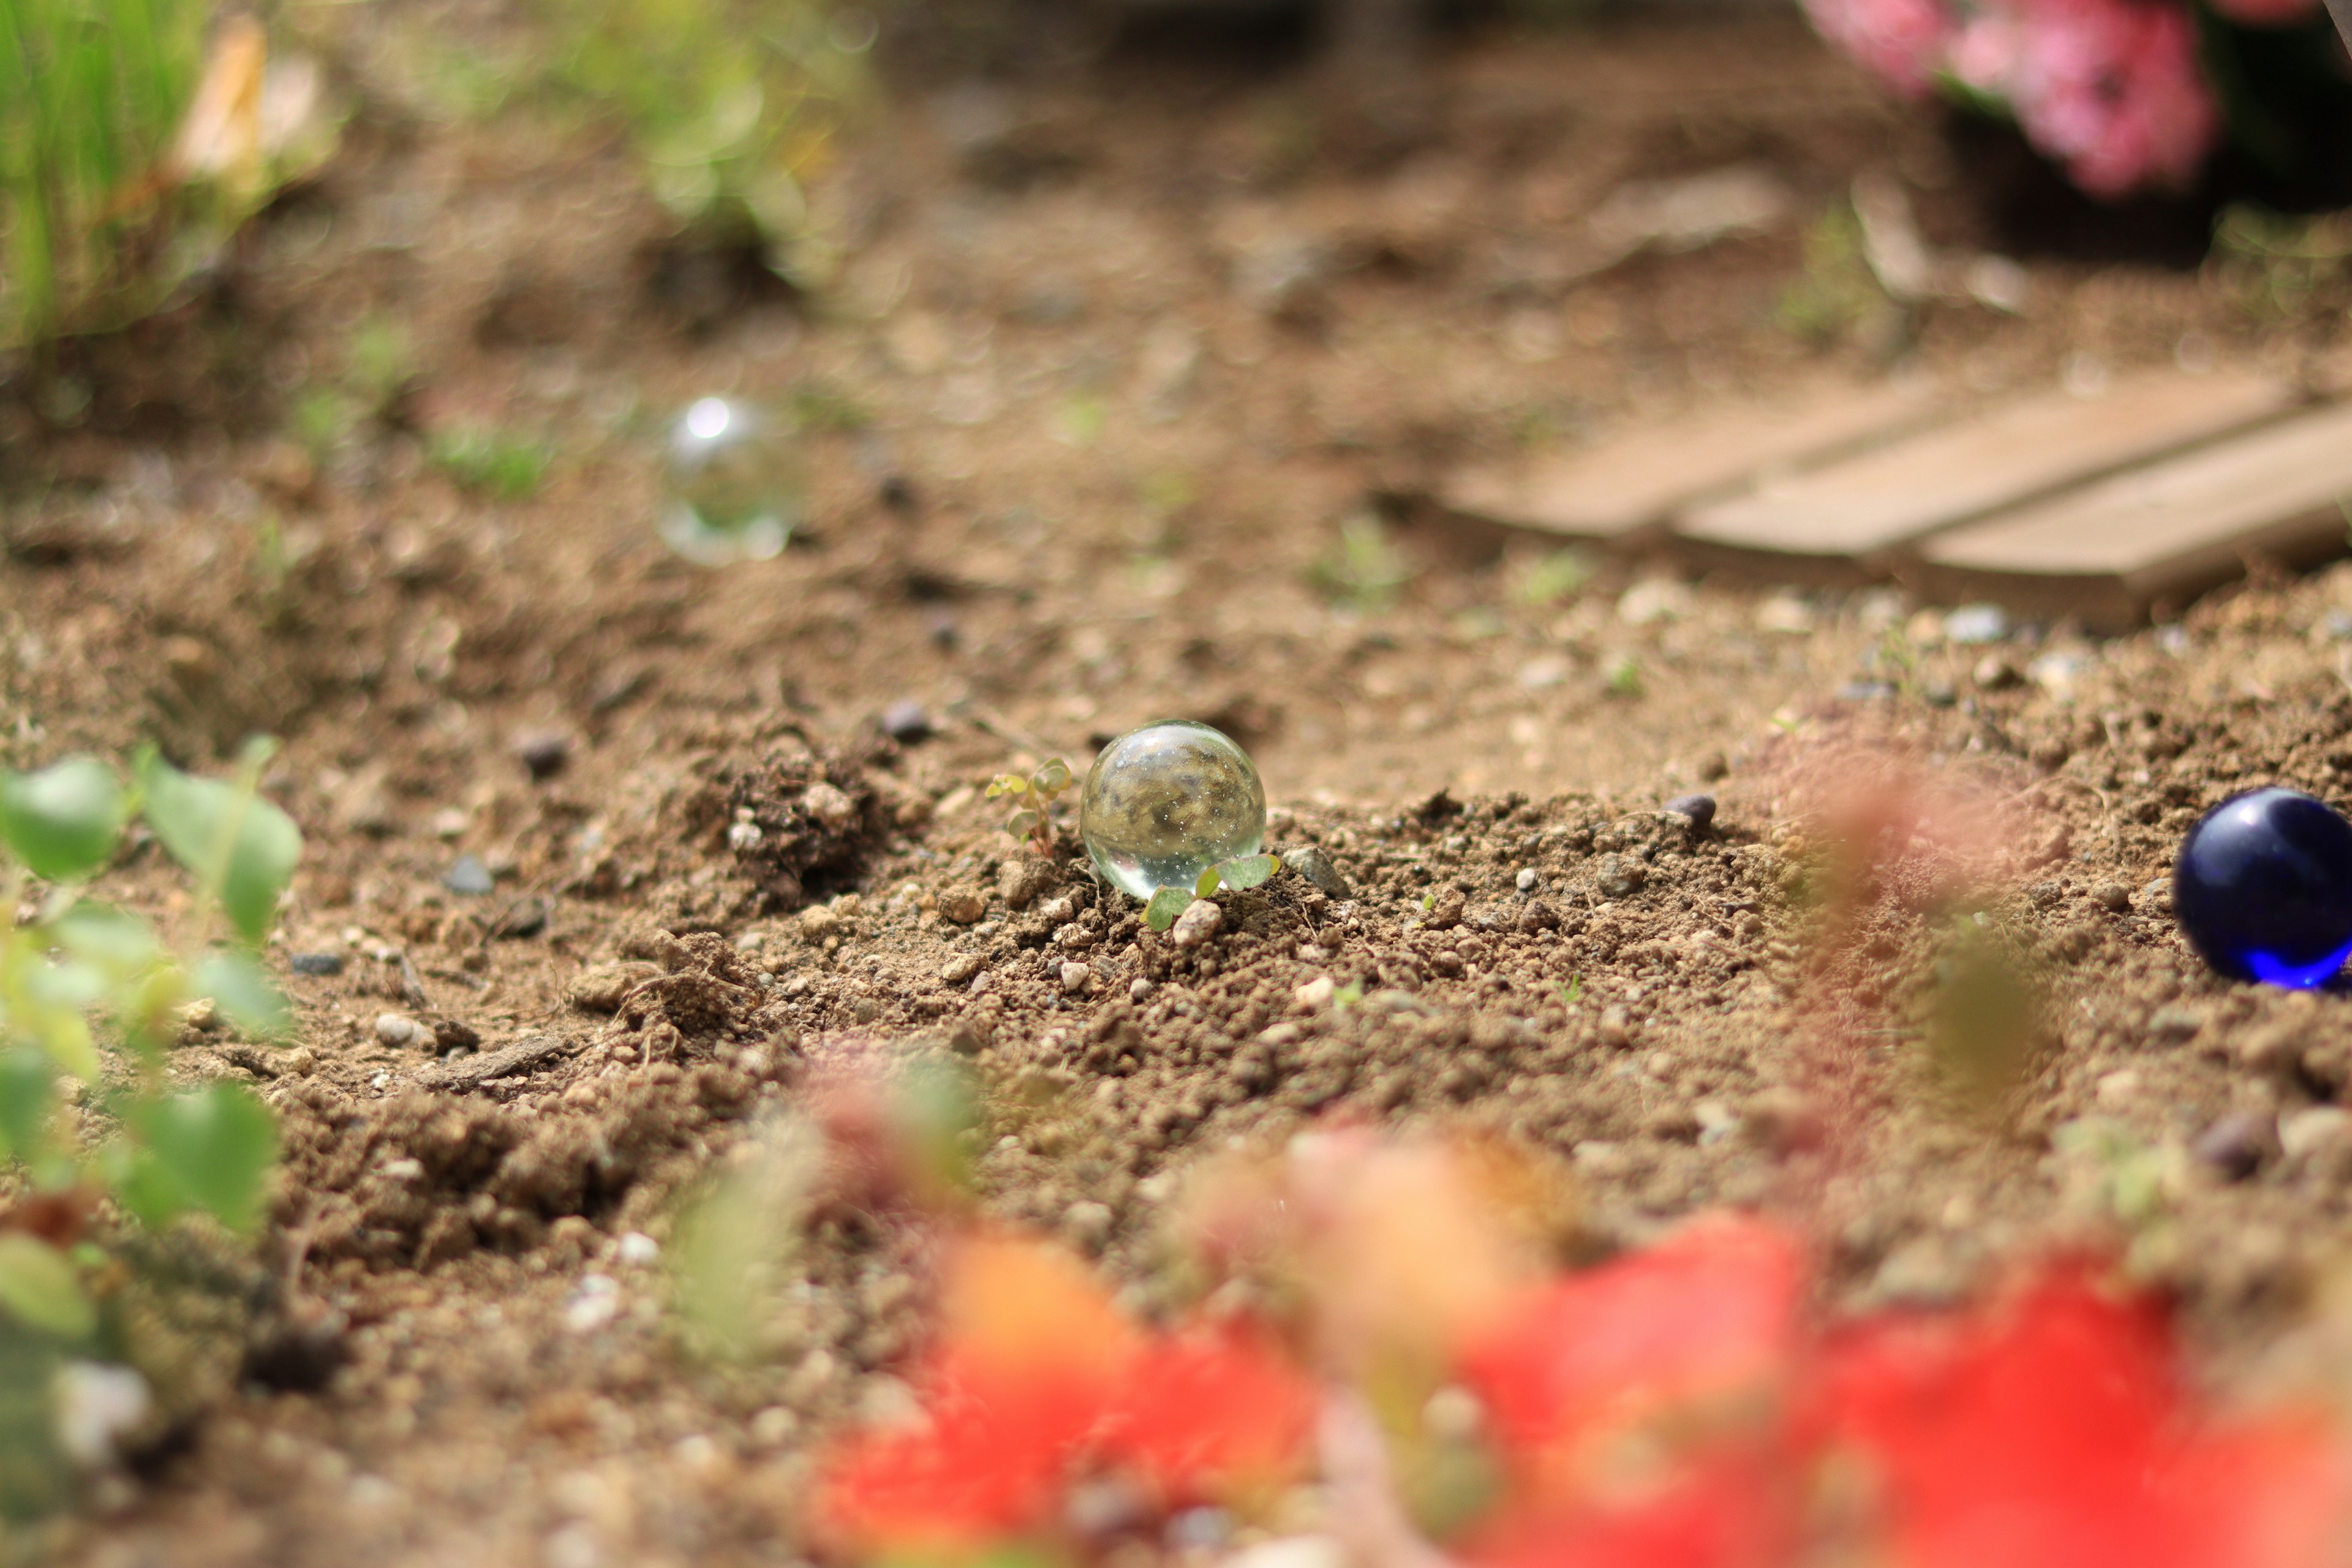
[986,758,1072,854]
[1558,974,1583,1008]
[428,425,552,500]
[1512,548,1595,609]
[1308,514,1413,613]
[1332,980,1364,1011]
[1141,854,1283,932]
[1605,653,1644,698]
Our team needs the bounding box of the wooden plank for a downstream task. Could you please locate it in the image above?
[1673,369,2296,570]
[1436,377,1942,543]
[1909,400,2352,630]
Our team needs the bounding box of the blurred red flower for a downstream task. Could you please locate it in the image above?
[1813,1268,2348,1568]
[813,1235,1315,1558]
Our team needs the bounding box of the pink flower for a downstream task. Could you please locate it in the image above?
[1969,0,2221,197]
[1802,0,1958,97]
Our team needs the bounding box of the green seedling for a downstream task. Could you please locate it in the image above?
[1512,548,1595,609]
[0,741,299,1477]
[1308,514,1414,613]
[1141,854,1283,932]
[1605,654,1644,698]
[549,0,871,284]
[1776,198,1882,347]
[986,758,1072,854]
[1557,974,1583,1008]
[428,426,552,500]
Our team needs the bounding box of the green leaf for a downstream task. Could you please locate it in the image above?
[49,902,159,976]
[1004,809,1039,839]
[0,1049,54,1163]
[0,758,125,883]
[1194,864,1221,899]
[1033,758,1071,794]
[194,952,293,1041]
[123,1085,278,1234]
[1215,854,1280,892]
[1144,886,1191,932]
[0,1235,94,1341]
[132,747,301,946]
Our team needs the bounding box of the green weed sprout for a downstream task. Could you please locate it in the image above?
[1512,548,1595,609]
[1142,853,1281,933]
[550,0,872,285]
[1308,514,1413,613]
[428,426,552,500]
[986,758,1072,854]
[0,740,300,1445]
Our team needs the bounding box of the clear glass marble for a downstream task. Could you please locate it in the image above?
[1080,720,1266,900]
[660,397,802,565]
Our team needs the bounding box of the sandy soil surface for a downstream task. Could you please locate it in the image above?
[7,5,2352,1563]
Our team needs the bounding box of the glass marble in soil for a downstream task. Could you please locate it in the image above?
[1081,720,1266,900]
[660,398,803,565]
[2173,786,2352,988]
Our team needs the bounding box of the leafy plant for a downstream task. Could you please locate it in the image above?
[1,7,334,356]
[1308,514,1414,613]
[1604,653,1643,698]
[1510,548,1595,609]
[547,0,870,285]
[986,758,1071,854]
[2211,204,2352,323]
[427,424,552,500]
[1777,198,1880,345]
[0,739,299,1515]
[1141,854,1281,933]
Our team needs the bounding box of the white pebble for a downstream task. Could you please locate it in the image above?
[54,1362,150,1468]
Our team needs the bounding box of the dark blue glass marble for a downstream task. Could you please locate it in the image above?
[2174,788,2352,989]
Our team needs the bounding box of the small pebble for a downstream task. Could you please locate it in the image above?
[443,854,494,897]
[1514,867,1540,892]
[615,1232,660,1267]
[1059,961,1093,994]
[2094,1068,2141,1107]
[1294,974,1335,1010]
[513,730,571,781]
[2281,1105,2352,1168]
[1945,603,2011,645]
[878,700,934,744]
[1061,1200,1114,1252]
[940,888,987,925]
[1284,846,1353,900]
[940,953,984,985]
[1972,654,2022,690]
[1129,977,1155,1001]
[289,951,345,978]
[1169,899,1224,949]
[2193,1109,2276,1182]
[2090,882,2132,914]
[1663,793,1717,832]
[374,1013,429,1049]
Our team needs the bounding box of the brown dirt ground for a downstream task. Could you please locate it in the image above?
[9,5,2352,1564]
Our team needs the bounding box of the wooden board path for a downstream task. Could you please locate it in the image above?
[1672,368,2296,576]
[1911,401,2352,631]
[1438,376,1943,543]
[1425,364,2348,625]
